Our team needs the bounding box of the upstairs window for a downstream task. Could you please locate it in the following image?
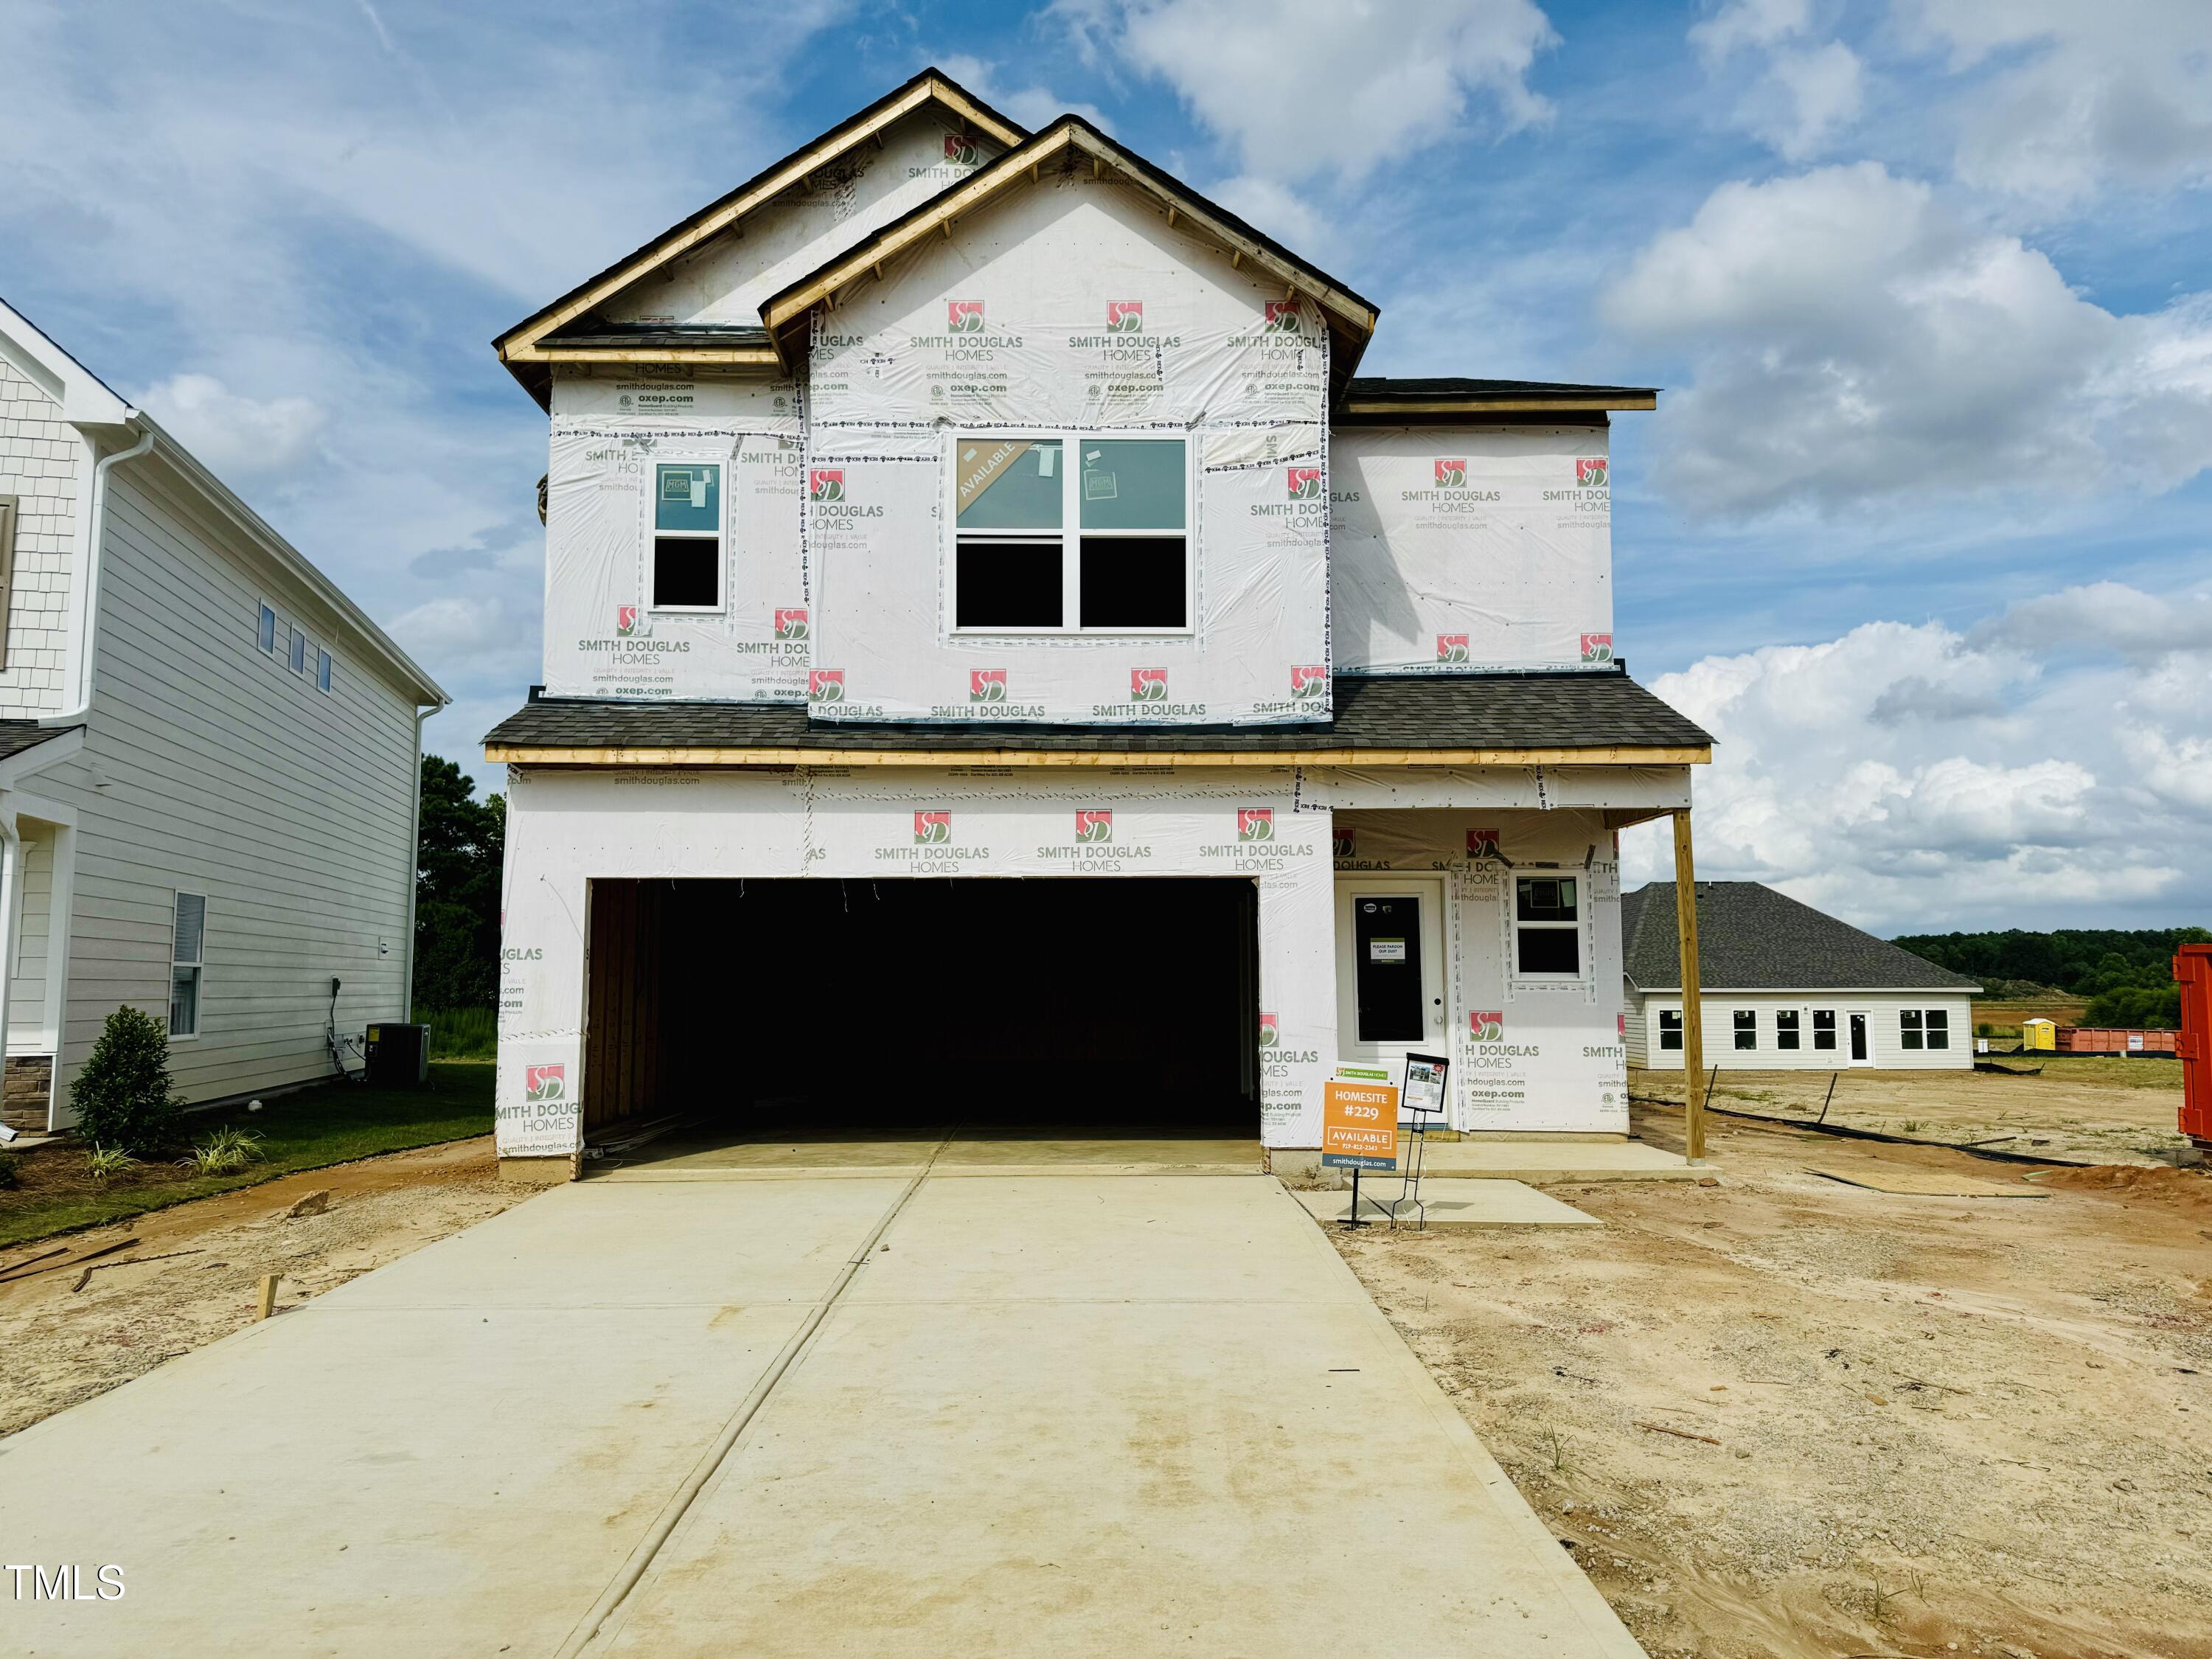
[289,625,307,675]
[653,463,722,610]
[1512,876,1580,976]
[170,891,205,1038]
[258,602,278,653]
[317,649,333,694]
[953,434,1187,631]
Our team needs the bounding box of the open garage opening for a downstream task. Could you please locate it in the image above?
[580,877,1262,1166]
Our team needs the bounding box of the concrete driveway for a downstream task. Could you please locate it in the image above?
[0,1170,1642,1658]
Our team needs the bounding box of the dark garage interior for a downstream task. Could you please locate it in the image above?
[581,877,1261,1147]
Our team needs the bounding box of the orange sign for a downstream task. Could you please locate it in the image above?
[1322,1079,1400,1171]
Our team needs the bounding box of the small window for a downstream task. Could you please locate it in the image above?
[1900,1008,1924,1050]
[953,435,1188,630]
[1513,876,1580,976]
[1812,1009,1837,1051]
[1776,1009,1801,1050]
[653,463,723,610]
[170,891,205,1039]
[289,626,307,675]
[1924,1008,1949,1051]
[1658,1009,1683,1051]
[1733,1009,1756,1051]
[317,649,333,693]
[258,602,277,653]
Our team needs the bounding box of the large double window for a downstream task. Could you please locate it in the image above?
[953,435,1188,631]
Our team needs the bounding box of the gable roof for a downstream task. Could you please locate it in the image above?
[1621,881,1982,993]
[759,114,1381,393]
[493,67,1027,402]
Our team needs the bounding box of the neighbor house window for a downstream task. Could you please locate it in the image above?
[1776,1009,1801,1050]
[317,649,333,694]
[1812,1009,1837,1051]
[0,494,18,671]
[258,602,278,654]
[1901,1008,1950,1051]
[1512,876,1580,976]
[953,434,1188,630]
[289,625,307,675]
[653,462,722,609]
[1733,1009,1756,1050]
[1659,1009,1683,1051]
[170,891,205,1038]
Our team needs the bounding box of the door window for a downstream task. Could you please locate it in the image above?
[1353,895,1425,1043]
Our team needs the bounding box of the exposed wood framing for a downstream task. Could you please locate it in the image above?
[529,347,782,368]
[486,744,1712,769]
[1672,807,1708,1162]
[1342,394,1657,416]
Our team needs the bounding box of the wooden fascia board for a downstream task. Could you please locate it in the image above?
[1342,394,1658,416]
[509,346,785,367]
[762,124,1380,355]
[498,83,1023,361]
[485,744,1713,768]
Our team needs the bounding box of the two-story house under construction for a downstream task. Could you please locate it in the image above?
[484,70,1715,1175]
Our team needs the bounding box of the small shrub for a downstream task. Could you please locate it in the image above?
[72,1006,185,1155]
[1901,1119,1924,1135]
[86,1146,139,1180]
[0,1150,18,1189]
[179,1127,263,1176]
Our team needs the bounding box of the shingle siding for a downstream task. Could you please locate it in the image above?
[0,357,80,713]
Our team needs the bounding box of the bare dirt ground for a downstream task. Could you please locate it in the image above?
[0,1136,522,1437]
[1332,1098,2212,1659]
[1631,1058,2195,1167]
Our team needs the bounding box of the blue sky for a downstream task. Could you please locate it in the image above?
[4,1,2209,934]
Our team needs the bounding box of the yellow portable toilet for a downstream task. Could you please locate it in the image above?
[2022,1018,2056,1052]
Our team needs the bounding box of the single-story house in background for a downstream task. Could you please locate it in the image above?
[0,296,446,1132]
[1621,880,1980,1071]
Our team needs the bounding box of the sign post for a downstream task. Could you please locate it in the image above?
[1323,1069,1400,1228]
[1390,1051,1450,1229]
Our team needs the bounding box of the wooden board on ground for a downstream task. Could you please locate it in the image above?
[1805,1164,2046,1198]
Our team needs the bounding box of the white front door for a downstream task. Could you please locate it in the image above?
[1335,877,1450,1113]
[1846,1009,1875,1066]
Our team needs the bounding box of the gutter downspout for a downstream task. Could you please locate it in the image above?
[44,422,156,728]
[400,703,445,1023]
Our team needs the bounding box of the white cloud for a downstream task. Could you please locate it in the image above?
[139,374,325,481]
[1691,1,1862,160]
[1621,582,2212,932]
[1210,175,1332,258]
[1897,0,2212,205]
[1079,0,1555,183]
[933,53,1108,134]
[1599,163,2212,516]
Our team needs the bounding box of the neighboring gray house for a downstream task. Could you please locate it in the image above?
[0,297,446,1131]
[1621,881,1980,1071]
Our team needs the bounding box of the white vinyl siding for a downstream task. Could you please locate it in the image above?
[46,458,418,1116]
[1631,992,1975,1071]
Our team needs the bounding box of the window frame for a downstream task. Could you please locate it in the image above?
[1733,1008,1757,1051]
[947,429,1194,636]
[1901,1007,1950,1051]
[649,459,727,615]
[288,625,309,676]
[316,648,333,695]
[1899,1007,1924,1051]
[1658,1008,1683,1051]
[170,890,206,1040]
[258,601,279,655]
[1509,874,1583,981]
[1812,1009,1837,1051]
[1775,1009,1801,1051]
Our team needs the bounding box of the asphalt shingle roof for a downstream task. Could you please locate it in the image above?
[484,670,1711,756]
[1621,881,1982,992]
[0,721,73,765]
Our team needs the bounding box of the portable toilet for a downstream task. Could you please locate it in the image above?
[2022,1018,2056,1052]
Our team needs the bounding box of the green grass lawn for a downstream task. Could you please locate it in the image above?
[0,1061,494,1251]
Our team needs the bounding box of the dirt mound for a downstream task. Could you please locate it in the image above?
[2036,1163,2212,1208]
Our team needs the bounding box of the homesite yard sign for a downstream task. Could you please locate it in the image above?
[1323,1067,1400,1172]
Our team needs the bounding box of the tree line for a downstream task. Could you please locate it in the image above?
[1893,925,2209,1029]
[414,755,503,1012]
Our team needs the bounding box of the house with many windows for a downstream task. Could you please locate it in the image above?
[1620,880,1980,1072]
[0,296,445,1132]
[483,69,1717,1172]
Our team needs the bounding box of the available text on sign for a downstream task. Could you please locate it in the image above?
[1322,1077,1400,1172]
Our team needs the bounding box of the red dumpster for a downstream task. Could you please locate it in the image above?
[2179,944,2212,1147]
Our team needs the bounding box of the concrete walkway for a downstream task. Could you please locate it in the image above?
[0,1172,1644,1658]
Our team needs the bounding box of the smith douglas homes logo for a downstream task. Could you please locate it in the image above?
[808,669,845,703]
[774,608,808,641]
[914,810,952,845]
[1107,301,1144,333]
[943,131,983,167]
[1130,667,1169,702]
[1434,458,1468,487]
[1290,664,1327,701]
[1580,633,1615,664]
[1287,466,1322,501]
[1237,807,1275,843]
[1258,1012,1279,1047]
[809,469,845,503]
[615,606,647,639]
[1576,456,1609,488]
[1470,1011,1506,1042]
[1264,301,1303,333]
[947,300,985,334]
[970,668,1009,703]
[1436,634,1470,665]
[1075,809,1114,844]
[524,1064,566,1103]
[1466,827,1502,859]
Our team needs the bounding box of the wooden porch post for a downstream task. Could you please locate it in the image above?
[1672,808,1707,1162]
